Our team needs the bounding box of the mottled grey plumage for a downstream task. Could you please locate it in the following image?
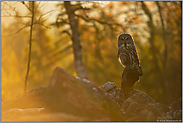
[117,33,140,67]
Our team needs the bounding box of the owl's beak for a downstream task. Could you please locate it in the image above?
[124,41,126,47]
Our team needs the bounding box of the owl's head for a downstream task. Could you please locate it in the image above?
[118,33,134,47]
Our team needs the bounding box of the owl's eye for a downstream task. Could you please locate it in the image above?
[118,40,123,46]
[121,36,125,40]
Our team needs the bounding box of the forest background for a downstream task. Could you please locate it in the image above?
[1,1,182,105]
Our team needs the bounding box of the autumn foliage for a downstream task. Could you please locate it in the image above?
[1,1,182,105]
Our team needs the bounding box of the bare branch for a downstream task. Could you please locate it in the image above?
[1,15,31,18]
[57,12,66,17]
[21,1,32,12]
[38,1,49,10]
[55,17,70,27]
[49,45,72,59]
[34,10,56,24]
[71,4,91,12]
[42,9,56,17]
[2,2,19,16]
[75,14,123,28]
[61,29,72,37]
[46,53,70,68]
[1,24,29,37]
[34,1,41,12]
[2,9,12,16]
[34,22,51,29]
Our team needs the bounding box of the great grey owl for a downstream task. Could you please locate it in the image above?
[117,33,140,67]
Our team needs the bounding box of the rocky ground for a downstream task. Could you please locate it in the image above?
[2,67,182,122]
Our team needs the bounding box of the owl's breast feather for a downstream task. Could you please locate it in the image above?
[118,44,125,49]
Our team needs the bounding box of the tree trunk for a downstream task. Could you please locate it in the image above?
[156,1,171,103]
[64,1,88,79]
[24,1,34,93]
[141,2,170,103]
[141,2,160,71]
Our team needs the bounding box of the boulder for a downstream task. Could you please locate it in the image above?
[121,90,165,121]
[2,67,125,122]
[100,82,166,121]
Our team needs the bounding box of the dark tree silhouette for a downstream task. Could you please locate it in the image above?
[55,1,124,79]
[24,1,34,93]
[155,1,170,103]
[141,1,174,103]
[64,1,89,79]
[1,1,54,93]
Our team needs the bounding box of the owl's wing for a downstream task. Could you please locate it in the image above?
[117,50,123,65]
[117,50,119,58]
[129,45,140,65]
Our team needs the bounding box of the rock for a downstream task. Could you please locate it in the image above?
[100,82,121,105]
[127,109,157,121]
[101,81,182,122]
[121,65,143,90]
[46,67,125,121]
[2,66,179,122]
[157,109,182,121]
[157,102,170,112]
[157,98,182,121]
[121,64,143,100]
[121,91,165,121]
[2,67,125,122]
[100,82,116,92]
[170,98,182,110]
[2,86,47,112]
[100,81,167,122]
